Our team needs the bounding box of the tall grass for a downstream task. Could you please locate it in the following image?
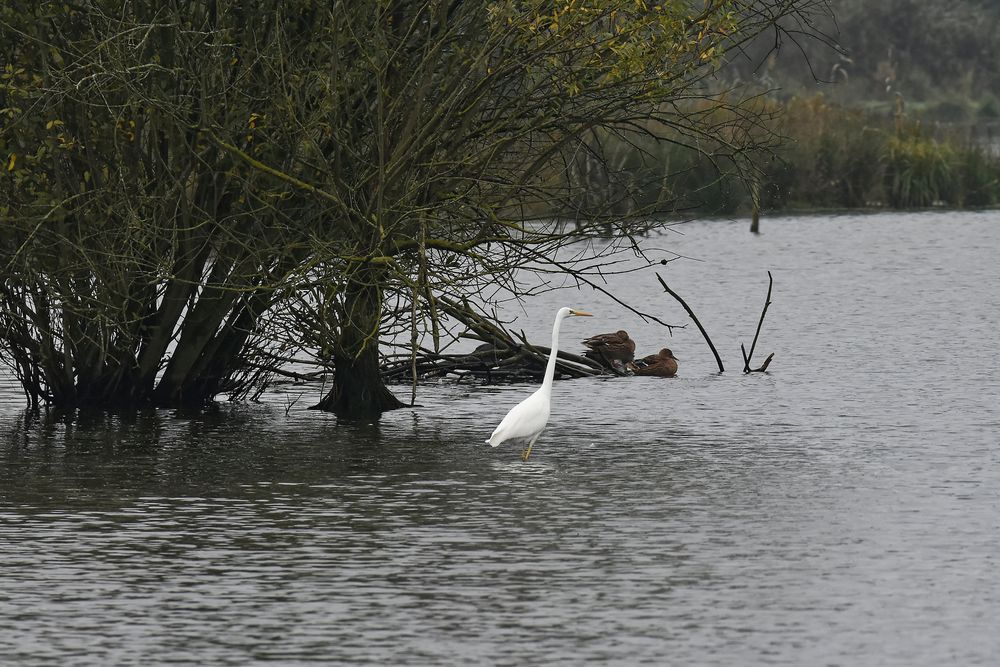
[884,132,956,208]
[767,96,1000,211]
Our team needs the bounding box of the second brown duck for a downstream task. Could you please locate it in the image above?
[628,348,679,377]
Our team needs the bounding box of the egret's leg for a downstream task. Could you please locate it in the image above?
[521,435,539,462]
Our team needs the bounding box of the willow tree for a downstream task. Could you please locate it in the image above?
[275,0,832,418]
[1,0,830,417]
[1,1,324,408]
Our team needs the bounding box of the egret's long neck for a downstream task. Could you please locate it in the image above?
[541,312,565,393]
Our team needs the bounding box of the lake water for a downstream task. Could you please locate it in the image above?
[2,211,999,665]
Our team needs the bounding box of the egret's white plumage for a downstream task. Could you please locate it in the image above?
[486,306,592,460]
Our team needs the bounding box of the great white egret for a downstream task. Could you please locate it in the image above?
[628,348,679,377]
[486,307,592,460]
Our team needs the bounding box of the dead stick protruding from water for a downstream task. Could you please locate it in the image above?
[743,271,774,373]
[741,345,774,373]
[656,273,724,373]
[752,353,774,373]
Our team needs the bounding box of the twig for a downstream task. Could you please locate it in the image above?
[751,353,774,373]
[245,361,322,382]
[743,271,773,373]
[519,344,604,376]
[656,273,724,373]
[284,392,304,416]
[513,330,601,377]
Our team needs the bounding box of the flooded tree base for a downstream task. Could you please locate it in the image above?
[313,349,406,420]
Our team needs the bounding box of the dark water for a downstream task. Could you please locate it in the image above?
[2,212,999,665]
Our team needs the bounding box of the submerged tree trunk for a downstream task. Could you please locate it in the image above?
[315,342,406,420]
[314,270,405,420]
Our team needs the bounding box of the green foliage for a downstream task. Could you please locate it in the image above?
[0,0,325,407]
[542,93,1000,215]
[770,97,886,208]
[978,95,1000,120]
[769,97,1000,211]
[594,94,1000,214]
[883,132,956,208]
[954,144,1000,207]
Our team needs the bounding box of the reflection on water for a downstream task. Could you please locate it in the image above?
[2,212,1000,665]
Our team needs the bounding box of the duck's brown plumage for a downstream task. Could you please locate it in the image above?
[582,330,636,364]
[628,348,678,377]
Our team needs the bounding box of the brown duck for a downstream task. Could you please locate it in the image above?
[628,348,679,377]
[582,330,636,367]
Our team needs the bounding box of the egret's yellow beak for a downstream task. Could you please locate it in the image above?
[570,309,593,317]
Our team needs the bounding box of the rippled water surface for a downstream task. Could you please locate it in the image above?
[3,212,999,665]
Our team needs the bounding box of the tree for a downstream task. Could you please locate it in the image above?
[1,0,831,418]
[288,0,833,418]
[1,1,316,408]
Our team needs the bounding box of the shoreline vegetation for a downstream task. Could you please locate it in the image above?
[762,96,1000,214]
[539,94,1000,221]
[679,0,1000,218]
